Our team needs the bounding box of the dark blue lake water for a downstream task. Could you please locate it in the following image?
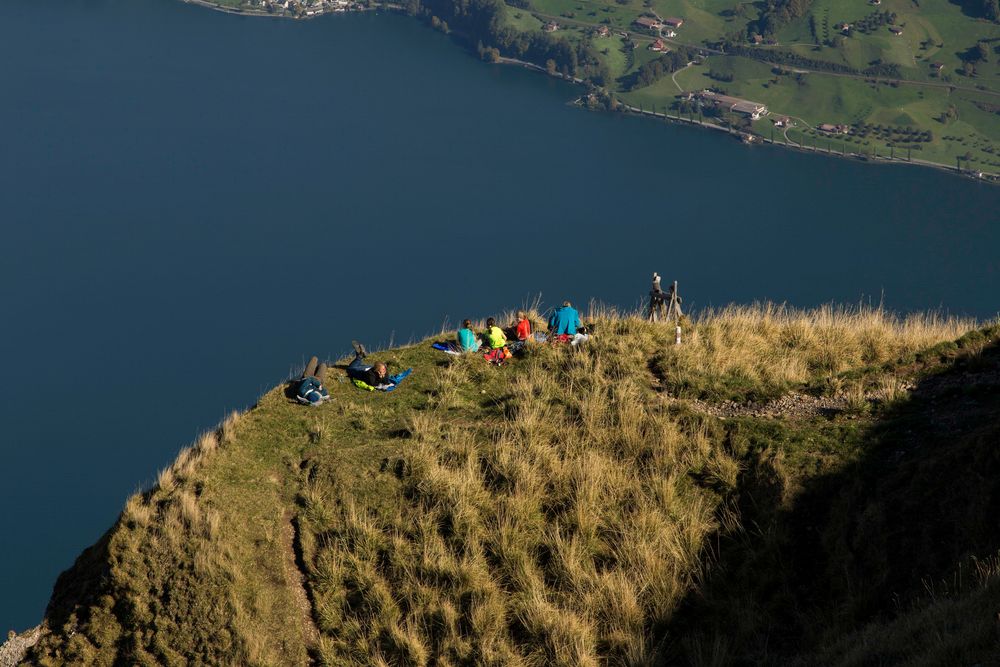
[1,0,997,631]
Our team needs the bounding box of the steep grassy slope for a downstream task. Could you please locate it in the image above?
[666,324,1000,664]
[21,306,1000,666]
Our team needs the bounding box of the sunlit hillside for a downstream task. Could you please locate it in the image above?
[18,305,1000,666]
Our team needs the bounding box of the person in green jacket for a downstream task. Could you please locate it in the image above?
[485,317,507,349]
[457,319,481,352]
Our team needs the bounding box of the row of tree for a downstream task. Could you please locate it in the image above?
[973,100,1000,115]
[750,0,813,38]
[721,44,901,78]
[408,0,610,84]
[965,0,1000,21]
[850,10,899,34]
[625,48,696,90]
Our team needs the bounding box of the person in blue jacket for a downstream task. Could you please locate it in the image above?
[296,356,331,406]
[548,301,582,336]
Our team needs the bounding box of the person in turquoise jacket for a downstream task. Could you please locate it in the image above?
[548,301,582,336]
[457,319,481,352]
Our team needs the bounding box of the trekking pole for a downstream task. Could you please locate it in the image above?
[670,281,682,345]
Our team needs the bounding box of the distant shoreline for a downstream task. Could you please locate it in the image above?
[178,0,398,19]
[179,0,279,18]
[179,0,999,184]
[615,103,997,182]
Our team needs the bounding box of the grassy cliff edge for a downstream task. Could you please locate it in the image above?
[20,304,1000,666]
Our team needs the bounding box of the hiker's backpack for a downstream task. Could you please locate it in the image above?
[297,377,329,405]
[483,347,511,365]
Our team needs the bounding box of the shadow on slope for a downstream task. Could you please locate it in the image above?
[666,333,1000,665]
[37,528,118,651]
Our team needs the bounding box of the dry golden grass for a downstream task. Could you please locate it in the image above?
[306,321,733,665]
[843,385,870,414]
[173,446,199,481]
[653,303,973,400]
[177,488,201,527]
[197,430,219,454]
[219,410,241,445]
[31,397,309,666]
[203,507,221,541]
[32,304,995,667]
[295,307,986,665]
[156,466,177,493]
[123,492,155,528]
[875,374,909,405]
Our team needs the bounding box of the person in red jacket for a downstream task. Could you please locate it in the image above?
[508,311,535,354]
[514,311,532,341]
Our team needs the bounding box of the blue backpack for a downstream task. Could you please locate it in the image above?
[296,376,329,405]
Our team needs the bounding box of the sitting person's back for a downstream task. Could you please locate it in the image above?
[457,319,481,352]
[485,317,507,349]
[549,301,581,336]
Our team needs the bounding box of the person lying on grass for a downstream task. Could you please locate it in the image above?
[348,341,412,391]
[296,355,331,406]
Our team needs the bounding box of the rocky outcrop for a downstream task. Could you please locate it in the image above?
[0,627,41,667]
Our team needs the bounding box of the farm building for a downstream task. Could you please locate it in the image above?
[663,17,684,28]
[818,123,850,134]
[633,16,662,30]
[698,91,768,120]
[732,101,766,118]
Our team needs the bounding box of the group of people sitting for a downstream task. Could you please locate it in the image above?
[443,301,591,365]
[296,301,590,404]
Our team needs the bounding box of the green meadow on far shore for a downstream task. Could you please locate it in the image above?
[541,0,1000,173]
[196,0,1000,174]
